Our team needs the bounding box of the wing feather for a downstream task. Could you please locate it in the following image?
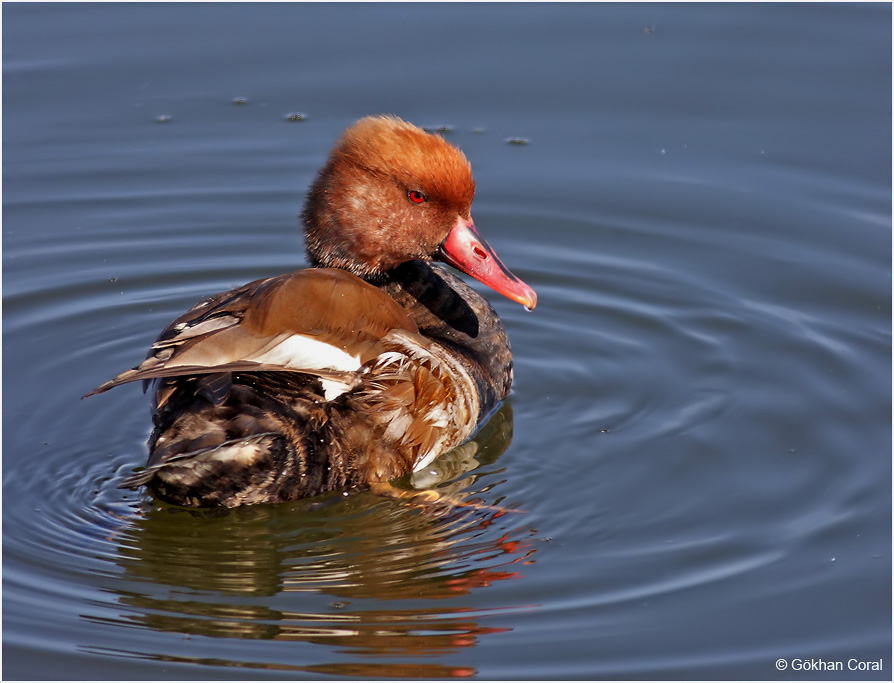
[85,269,419,397]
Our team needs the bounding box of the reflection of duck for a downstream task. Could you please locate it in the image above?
[87,116,536,507]
[88,406,538,677]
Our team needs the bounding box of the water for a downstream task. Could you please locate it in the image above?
[3,3,890,679]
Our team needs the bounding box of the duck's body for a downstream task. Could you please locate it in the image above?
[89,116,536,507]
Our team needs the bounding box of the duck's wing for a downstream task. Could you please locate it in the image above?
[84,268,420,397]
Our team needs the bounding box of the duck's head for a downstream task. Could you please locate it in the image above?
[302,116,537,310]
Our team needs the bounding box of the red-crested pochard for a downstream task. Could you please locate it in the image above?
[87,116,537,507]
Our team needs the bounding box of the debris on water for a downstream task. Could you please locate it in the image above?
[423,124,454,133]
[284,112,307,122]
[506,137,530,145]
[154,114,172,123]
[472,127,486,134]
[232,97,248,105]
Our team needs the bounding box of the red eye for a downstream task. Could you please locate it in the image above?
[408,190,427,204]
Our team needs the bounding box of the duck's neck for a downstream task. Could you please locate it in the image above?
[375,260,514,415]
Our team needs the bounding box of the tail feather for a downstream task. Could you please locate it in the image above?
[83,363,357,398]
[118,432,279,489]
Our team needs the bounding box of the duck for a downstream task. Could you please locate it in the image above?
[86,115,537,508]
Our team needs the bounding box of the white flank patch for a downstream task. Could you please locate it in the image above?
[424,407,449,429]
[319,378,351,401]
[253,334,362,372]
[383,412,413,442]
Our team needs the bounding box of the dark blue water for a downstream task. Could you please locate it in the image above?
[3,3,890,679]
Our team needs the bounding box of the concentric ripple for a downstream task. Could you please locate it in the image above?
[5,158,889,677]
[5,165,890,677]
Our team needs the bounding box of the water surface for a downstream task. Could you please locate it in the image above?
[3,3,891,679]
